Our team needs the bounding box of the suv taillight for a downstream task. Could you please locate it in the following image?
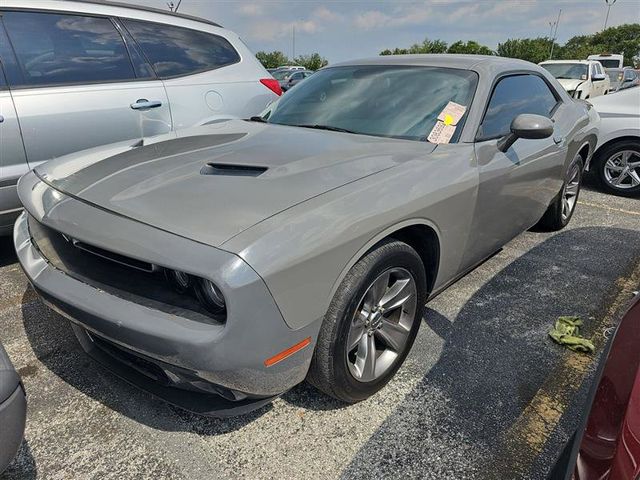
[260,78,282,96]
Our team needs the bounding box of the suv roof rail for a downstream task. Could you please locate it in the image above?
[77,0,223,28]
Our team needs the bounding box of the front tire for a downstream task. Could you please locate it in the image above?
[307,240,427,403]
[534,153,583,232]
[593,140,640,197]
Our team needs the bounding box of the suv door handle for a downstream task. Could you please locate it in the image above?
[130,99,162,110]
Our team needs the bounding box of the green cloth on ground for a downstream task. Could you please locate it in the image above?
[548,316,595,354]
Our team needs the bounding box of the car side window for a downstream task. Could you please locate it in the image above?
[122,19,240,78]
[2,11,136,87]
[291,72,303,80]
[479,74,558,140]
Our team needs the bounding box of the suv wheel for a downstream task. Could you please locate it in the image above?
[594,140,640,197]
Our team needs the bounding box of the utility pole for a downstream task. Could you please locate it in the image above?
[167,0,182,12]
[549,9,562,60]
[292,25,296,60]
[603,0,617,30]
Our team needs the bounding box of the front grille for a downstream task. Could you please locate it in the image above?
[28,215,218,324]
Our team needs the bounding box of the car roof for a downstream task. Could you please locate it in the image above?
[540,60,592,64]
[329,54,540,72]
[2,0,223,28]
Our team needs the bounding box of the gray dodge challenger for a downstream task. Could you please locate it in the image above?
[14,55,599,416]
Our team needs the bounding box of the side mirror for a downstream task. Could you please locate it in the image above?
[497,114,554,152]
[592,73,607,81]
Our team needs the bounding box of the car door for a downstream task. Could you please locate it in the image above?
[121,18,259,128]
[462,73,566,267]
[0,10,171,169]
[591,63,607,97]
[0,33,28,232]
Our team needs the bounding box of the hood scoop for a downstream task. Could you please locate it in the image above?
[200,163,268,177]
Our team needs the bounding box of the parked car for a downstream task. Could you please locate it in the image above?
[589,87,640,196]
[587,53,624,69]
[0,0,280,235]
[0,342,26,474]
[619,68,640,90]
[540,60,610,99]
[551,290,640,480]
[275,65,305,71]
[278,70,314,91]
[14,55,598,416]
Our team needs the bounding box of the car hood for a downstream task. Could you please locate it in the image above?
[36,120,434,247]
[557,78,586,91]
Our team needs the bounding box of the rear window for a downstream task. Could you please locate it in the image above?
[3,11,136,87]
[122,20,240,78]
[597,59,621,69]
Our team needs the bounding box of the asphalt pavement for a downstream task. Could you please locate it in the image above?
[1,183,639,480]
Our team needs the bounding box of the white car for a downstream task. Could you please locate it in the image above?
[589,87,640,196]
[540,60,610,99]
[0,0,281,234]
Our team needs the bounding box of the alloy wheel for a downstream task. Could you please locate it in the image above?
[346,267,417,382]
[603,150,640,190]
[561,163,581,222]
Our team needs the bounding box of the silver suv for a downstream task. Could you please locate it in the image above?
[0,0,280,234]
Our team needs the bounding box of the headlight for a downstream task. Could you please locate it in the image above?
[164,269,192,293]
[195,279,227,317]
[164,269,226,320]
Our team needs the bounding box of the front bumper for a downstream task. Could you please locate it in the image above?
[14,173,319,416]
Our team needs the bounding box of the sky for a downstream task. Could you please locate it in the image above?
[124,0,640,62]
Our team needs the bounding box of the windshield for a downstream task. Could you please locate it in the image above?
[541,63,588,80]
[266,65,478,142]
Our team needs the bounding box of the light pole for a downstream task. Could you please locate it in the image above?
[603,0,617,30]
[548,9,562,60]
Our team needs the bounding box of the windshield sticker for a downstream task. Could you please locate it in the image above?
[427,121,457,144]
[428,101,467,143]
[437,101,467,126]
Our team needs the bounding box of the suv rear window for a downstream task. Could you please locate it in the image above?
[3,11,136,87]
[122,20,240,78]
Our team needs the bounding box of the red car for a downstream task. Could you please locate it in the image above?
[556,290,640,479]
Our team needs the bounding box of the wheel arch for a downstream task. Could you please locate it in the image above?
[593,135,640,162]
[329,220,441,302]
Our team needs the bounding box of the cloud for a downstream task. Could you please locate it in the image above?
[354,3,434,30]
[243,6,339,42]
[312,6,343,23]
[239,3,263,16]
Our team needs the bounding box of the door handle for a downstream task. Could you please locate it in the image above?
[0,115,4,123]
[130,99,162,110]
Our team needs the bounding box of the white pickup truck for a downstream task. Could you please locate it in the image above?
[539,59,611,99]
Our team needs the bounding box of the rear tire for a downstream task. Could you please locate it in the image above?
[534,154,583,232]
[307,240,427,403]
[593,140,640,197]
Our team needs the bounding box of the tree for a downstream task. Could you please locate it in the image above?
[561,24,640,66]
[255,51,290,69]
[293,53,329,71]
[497,37,558,64]
[447,40,494,55]
[379,38,448,55]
